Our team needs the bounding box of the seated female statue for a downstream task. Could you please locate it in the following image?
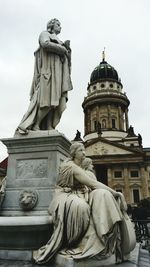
[34,142,136,264]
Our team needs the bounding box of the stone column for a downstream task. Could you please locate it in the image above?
[118,106,122,130]
[96,105,99,122]
[87,109,91,134]
[125,109,129,131]
[107,105,111,128]
[123,166,130,203]
[140,166,149,198]
[84,110,88,135]
[107,167,113,188]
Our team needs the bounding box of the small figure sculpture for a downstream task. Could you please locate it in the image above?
[138,134,142,146]
[34,143,136,264]
[97,121,102,135]
[17,18,72,134]
[127,125,136,137]
[73,130,83,141]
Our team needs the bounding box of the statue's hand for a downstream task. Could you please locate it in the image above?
[64,40,71,50]
[115,192,127,212]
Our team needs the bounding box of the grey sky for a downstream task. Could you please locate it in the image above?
[0,0,150,161]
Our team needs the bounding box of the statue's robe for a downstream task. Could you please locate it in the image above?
[18,31,72,133]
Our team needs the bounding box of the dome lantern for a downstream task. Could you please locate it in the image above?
[90,51,121,85]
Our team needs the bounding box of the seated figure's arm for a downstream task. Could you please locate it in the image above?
[73,164,117,196]
[73,164,127,211]
[39,31,68,56]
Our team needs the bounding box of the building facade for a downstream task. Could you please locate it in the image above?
[82,56,150,205]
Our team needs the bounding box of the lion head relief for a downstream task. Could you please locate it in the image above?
[19,190,38,211]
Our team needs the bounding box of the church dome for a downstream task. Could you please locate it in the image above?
[90,60,119,83]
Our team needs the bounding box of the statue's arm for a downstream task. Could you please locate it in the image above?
[73,165,117,195]
[39,31,68,56]
[73,165,127,211]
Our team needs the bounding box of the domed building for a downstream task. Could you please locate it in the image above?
[82,53,150,205]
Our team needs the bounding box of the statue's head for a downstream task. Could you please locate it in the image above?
[70,142,85,161]
[47,18,61,34]
[82,157,93,171]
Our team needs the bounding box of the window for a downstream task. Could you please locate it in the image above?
[93,86,96,90]
[133,189,140,203]
[102,119,106,128]
[101,83,105,88]
[114,171,122,178]
[94,120,97,131]
[110,83,113,88]
[112,118,116,128]
[130,170,139,177]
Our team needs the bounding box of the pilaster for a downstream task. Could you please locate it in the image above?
[123,166,130,203]
[140,166,149,198]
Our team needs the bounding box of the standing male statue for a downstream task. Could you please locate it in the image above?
[17,18,72,134]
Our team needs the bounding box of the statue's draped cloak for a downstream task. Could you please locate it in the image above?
[18,31,72,132]
[34,161,134,264]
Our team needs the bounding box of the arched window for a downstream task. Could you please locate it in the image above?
[102,119,106,128]
[93,120,97,131]
[112,118,116,128]
[133,189,140,203]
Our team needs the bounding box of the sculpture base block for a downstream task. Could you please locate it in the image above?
[0,244,143,267]
[1,130,70,216]
[0,131,70,249]
[54,243,140,267]
[0,216,52,249]
[55,253,116,266]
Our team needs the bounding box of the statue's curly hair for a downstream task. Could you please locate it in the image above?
[47,18,60,33]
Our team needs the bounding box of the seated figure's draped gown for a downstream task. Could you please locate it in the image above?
[34,160,135,264]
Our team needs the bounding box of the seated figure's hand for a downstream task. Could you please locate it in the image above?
[115,192,127,212]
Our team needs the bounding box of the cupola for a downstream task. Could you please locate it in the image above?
[82,52,130,142]
[90,59,120,84]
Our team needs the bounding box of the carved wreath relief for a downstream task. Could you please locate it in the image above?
[19,190,38,211]
[17,159,48,179]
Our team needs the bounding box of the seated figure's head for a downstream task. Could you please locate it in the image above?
[70,142,85,162]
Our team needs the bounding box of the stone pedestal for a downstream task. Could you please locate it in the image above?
[1,130,70,216]
[0,130,70,248]
[0,243,141,267]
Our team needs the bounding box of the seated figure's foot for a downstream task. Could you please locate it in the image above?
[32,124,40,131]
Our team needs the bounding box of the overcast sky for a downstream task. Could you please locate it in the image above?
[0,0,150,161]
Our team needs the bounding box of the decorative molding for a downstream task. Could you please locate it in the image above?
[129,183,142,188]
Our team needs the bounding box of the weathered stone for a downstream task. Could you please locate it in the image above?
[0,131,70,249]
[1,131,70,216]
